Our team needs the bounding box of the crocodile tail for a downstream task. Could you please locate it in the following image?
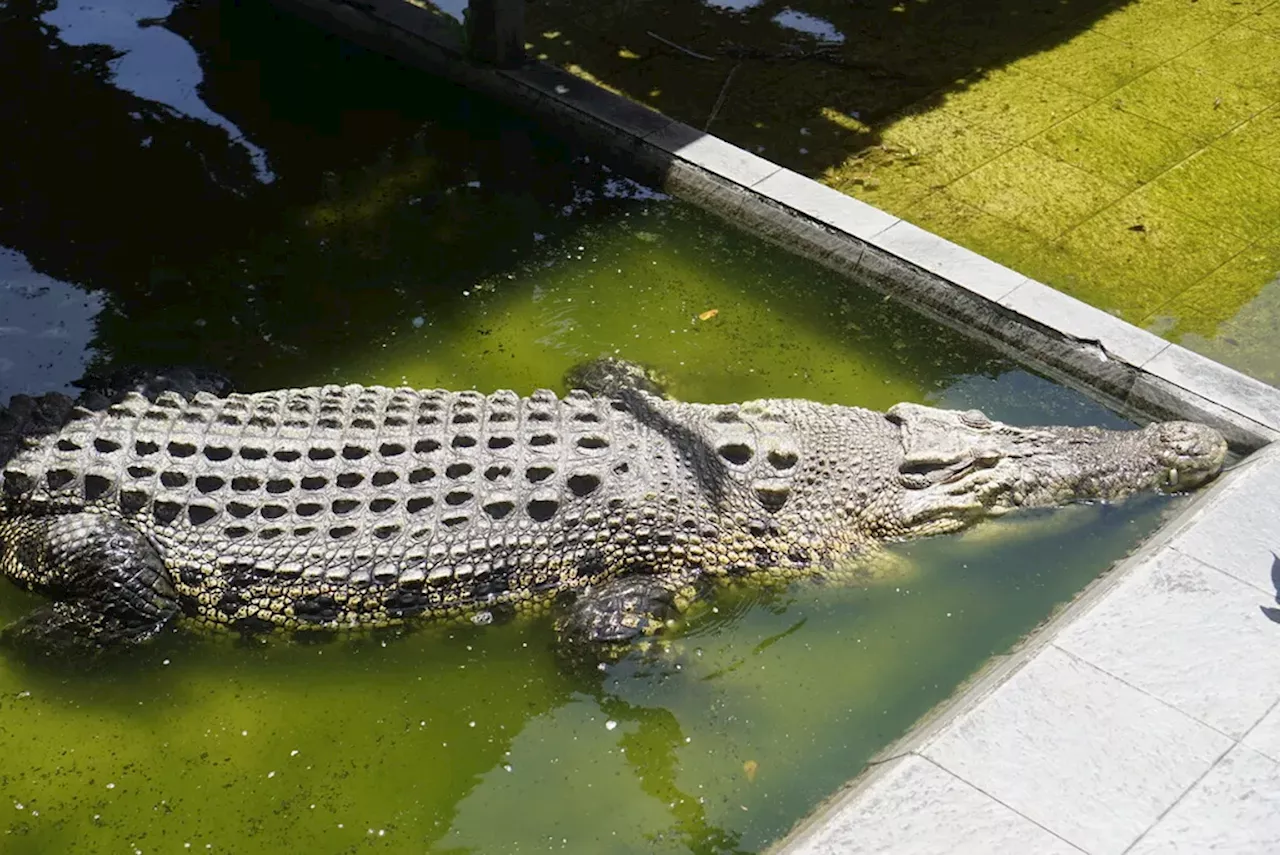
[0,392,77,468]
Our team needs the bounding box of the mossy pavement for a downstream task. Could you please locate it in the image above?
[520,0,1280,386]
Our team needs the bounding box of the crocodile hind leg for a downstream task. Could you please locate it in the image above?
[556,574,694,647]
[0,513,179,654]
[563,356,671,399]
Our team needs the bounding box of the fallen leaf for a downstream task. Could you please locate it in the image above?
[743,759,759,782]
[698,308,719,321]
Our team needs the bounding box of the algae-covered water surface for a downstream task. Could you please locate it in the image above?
[1,1,1182,852]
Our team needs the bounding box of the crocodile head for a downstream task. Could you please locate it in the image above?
[883,403,1227,537]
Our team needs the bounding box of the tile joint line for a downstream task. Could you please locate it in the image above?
[917,755,1089,854]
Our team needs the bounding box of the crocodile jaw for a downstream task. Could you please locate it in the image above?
[884,404,1226,537]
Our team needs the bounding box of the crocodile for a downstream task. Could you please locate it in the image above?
[0,366,1227,655]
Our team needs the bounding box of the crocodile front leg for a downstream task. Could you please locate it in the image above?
[0,513,179,654]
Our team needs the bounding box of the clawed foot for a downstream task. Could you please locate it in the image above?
[1,600,175,659]
[553,576,692,672]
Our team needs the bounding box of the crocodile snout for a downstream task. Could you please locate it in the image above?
[1151,421,1227,492]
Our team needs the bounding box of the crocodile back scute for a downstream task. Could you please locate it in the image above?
[1,385,687,591]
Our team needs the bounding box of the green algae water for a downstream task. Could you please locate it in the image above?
[0,1,1183,852]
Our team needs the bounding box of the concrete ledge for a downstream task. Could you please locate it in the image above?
[647,121,783,187]
[1143,345,1280,431]
[875,220,1026,303]
[753,169,901,241]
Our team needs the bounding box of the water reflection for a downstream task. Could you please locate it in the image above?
[41,0,275,182]
[0,0,643,398]
[770,9,845,44]
[704,0,764,12]
[0,0,263,301]
[0,247,103,396]
[429,0,469,23]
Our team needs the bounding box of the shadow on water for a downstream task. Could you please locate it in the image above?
[0,0,1024,400]
[0,0,608,387]
[520,0,1133,179]
[0,0,1011,398]
[600,695,751,855]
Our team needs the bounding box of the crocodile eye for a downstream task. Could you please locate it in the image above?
[961,409,992,429]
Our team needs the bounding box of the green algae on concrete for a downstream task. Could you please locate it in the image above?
[524,0,1280,385]
[1213,103,1280,174]
[1090,0,1257,58]
[1151,232,1280,338]
[1109,60,1274,144]
[934,66,1093,144]
[1179,23,1280,92]
[1008,30,1162,99]
[870,110,1011,188]
[947,144,1125,240]
[1026,101,1202,187]
[1142,146,1280,242]
[1246,0,1280,35]
[1021,192,1249,321]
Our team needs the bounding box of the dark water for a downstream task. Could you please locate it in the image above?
[0,1,1181,852]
